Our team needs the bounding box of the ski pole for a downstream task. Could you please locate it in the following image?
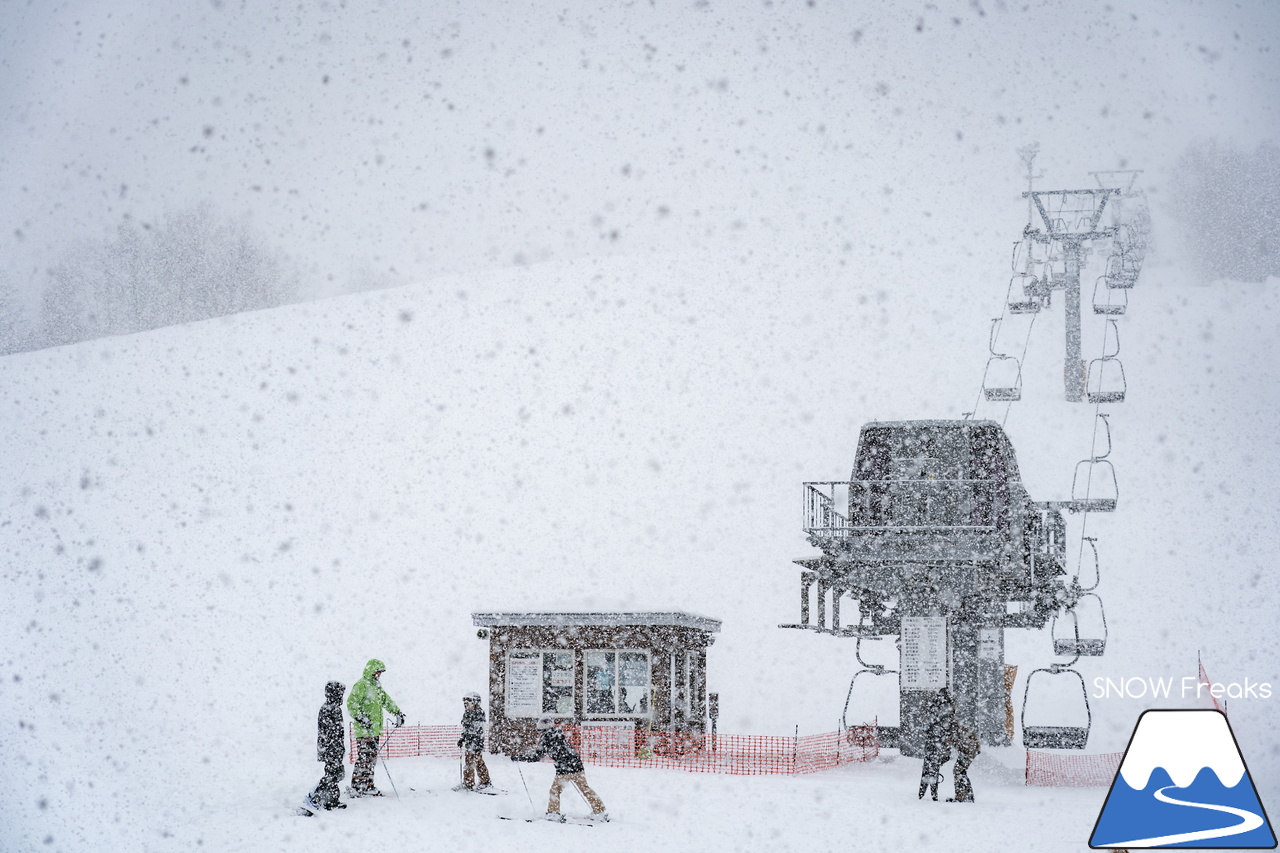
[515,763,534,808]
[376,723,402,800]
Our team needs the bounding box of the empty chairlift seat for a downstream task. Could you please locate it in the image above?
[1021,664,1092,750]
[983,319,1023,402]
[1070,414,1119,512]
[1051,594,1107,657]
[1086,320,1127,403]
[1092,274,1127,315]
[1007,273,1042,315]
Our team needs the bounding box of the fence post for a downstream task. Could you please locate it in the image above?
[792,725,798,774]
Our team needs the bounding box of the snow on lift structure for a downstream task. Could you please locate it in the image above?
[1025,188,1117,242]
[1086,319,1127,404]
[1070,413,1118,512]
[1092,274,1127,315]
[788,420,1078,756]
[1021,659,1092,750]
[982,319,1023,402]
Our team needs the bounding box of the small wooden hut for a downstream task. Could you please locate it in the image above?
[471,611,721,754]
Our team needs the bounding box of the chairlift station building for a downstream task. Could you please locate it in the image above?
[786,419,1105,757]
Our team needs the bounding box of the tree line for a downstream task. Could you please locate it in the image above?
[0,204,301,354]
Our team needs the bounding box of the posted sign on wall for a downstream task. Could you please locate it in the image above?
[506,654,542,717]
[901,616,948,690]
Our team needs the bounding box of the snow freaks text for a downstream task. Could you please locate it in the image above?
[1092,677,1274,701]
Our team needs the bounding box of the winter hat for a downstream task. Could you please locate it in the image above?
[536,716,554,730]
[464,691,482,702]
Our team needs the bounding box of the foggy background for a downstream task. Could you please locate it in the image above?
[3,0,1279,349]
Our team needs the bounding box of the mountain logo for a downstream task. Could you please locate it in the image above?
[1090,709,1276,849]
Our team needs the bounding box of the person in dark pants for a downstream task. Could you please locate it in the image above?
[346,658,404,797]
[301,681,347,816]
[918,688,955,801]
[512,717,609,821]
[454,691,493,791]
[947,719,980,803]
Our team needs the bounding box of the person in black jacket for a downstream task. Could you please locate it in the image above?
[512,717,609,822]
[453,691,493,791]
[918,687,955,802]
[301,681,348,815]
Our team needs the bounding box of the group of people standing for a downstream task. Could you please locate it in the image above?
[299,658,608,822]
[302,657,404,815]
[917,687,980,803]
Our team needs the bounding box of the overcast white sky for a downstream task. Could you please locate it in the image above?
[2,0,1279,299]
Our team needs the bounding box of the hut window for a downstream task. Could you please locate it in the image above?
[584,650,650,717]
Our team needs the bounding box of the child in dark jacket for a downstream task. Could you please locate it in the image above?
[454,691,493,791]
[512,717,609,822]
[301,681,347,815]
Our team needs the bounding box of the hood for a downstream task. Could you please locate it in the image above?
[325,681,345,703]
[363,659,386,680]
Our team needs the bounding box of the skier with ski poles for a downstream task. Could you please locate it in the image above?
[511,717,609,822]
[453,691,494,792]
[346,658,404,797]
[299,680,348,816]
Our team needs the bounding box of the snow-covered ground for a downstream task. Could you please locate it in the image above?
[2,250,1278,851]
[205,752,1110,853]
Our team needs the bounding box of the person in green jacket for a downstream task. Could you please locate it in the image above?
[346,658,404,797]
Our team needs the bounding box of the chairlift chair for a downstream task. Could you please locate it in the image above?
[841,665,900,730]
[1051,594,1108,657]
[1092,274,1127,315]
[1007,273,1042,314]
[982,319,1023,401]
[1070,458,1117,512]
[1086,357,1127,403]
[1070,415,1118,512]
[1021,663,1092,750]
[1105,248,1141,289]
[1075,537,1101,592]
[1086,320,1127,403]
[841,634,899,743]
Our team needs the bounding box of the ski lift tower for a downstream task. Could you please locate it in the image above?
[782,420,1083,758]
[1022,188,1119,402]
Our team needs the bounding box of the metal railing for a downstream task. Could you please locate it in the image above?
[803,479,1006,535]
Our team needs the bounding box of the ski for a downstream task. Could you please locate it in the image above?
[497,815,597,827]
[454,787,506,796]
[344,784,432,797]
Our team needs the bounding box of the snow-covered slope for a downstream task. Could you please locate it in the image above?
[2,251,1277,851]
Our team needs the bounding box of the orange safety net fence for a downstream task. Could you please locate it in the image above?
[1025,749,1122,787]
[350,724,879,776]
